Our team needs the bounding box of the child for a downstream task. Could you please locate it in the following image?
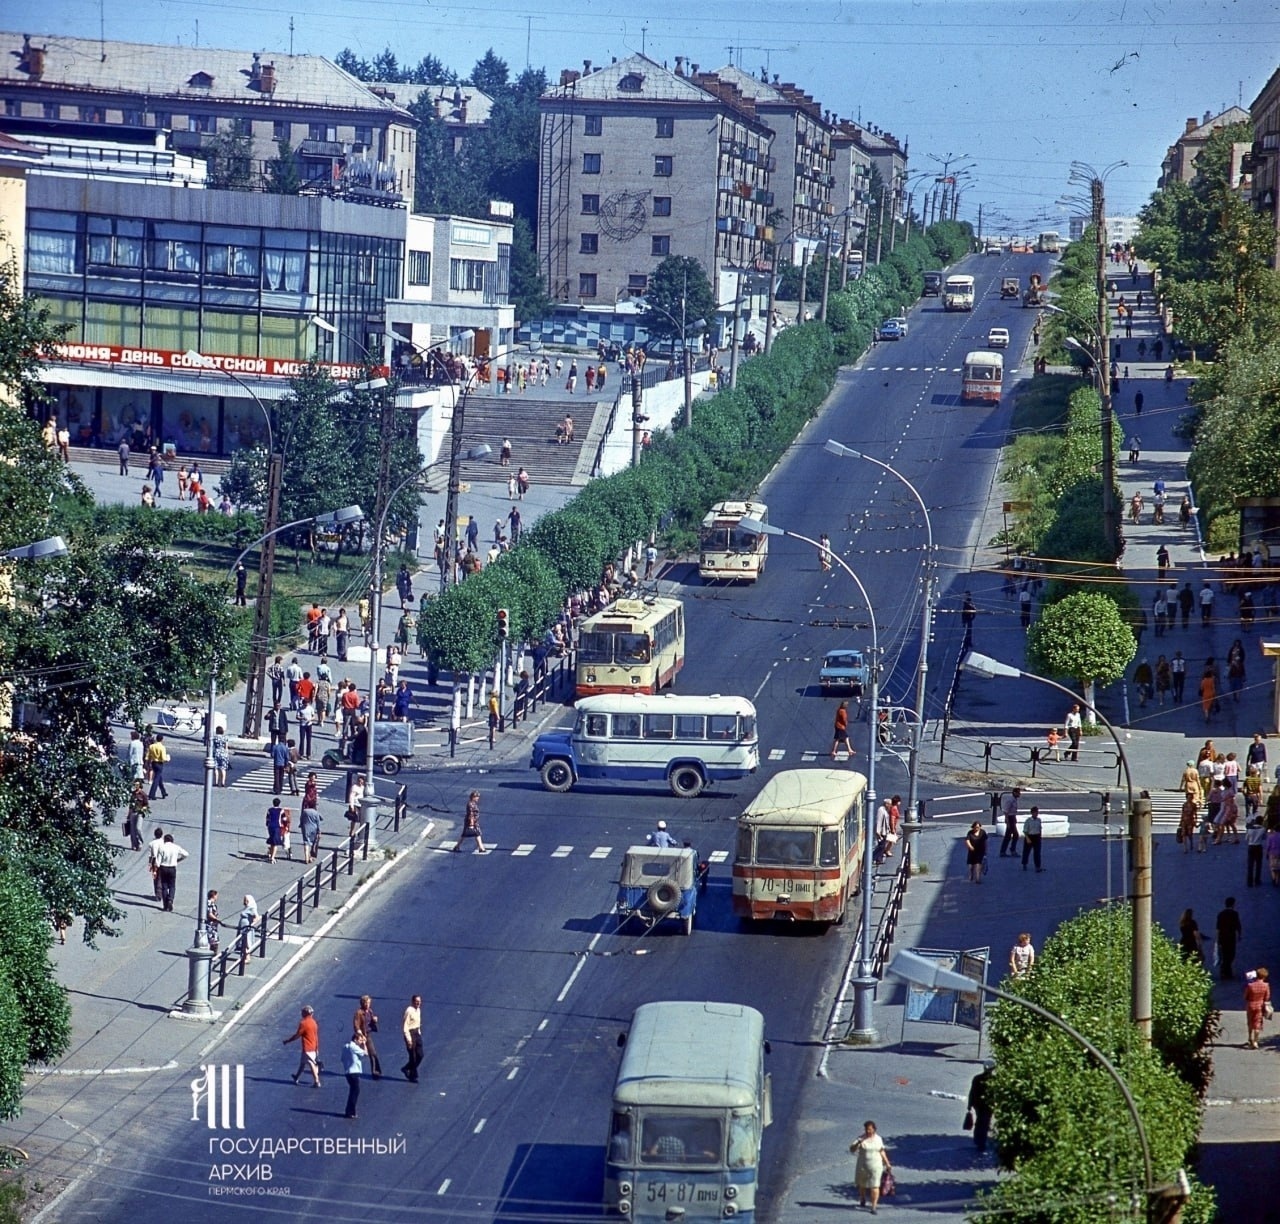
[280,809,293,860]
[1045,728,1061,761]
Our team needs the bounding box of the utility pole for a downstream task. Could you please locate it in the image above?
[819,230,832,322]
[680,271,692,428]
[976,202,983,246]
[797,246,809,323]
[874,190,886,265]
[1131,795,1153,1041]
[728,270,743,388]
[839,212,852,290]
[1093,177,1118,552]
[764,247,777,355]
[630,370,646,466]
[241,450,281,738]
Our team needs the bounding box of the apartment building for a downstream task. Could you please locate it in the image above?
[538,54,774,305]
[0,31,415,200]
[1158,105,1250,189]
[1248,67,1280,268]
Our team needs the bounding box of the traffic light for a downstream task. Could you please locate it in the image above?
[497,608,510,640]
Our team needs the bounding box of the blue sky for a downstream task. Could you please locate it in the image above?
[7,0,1278,229]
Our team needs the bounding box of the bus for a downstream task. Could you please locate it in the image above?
[576,596,685,697]
[606,1001,772,1222]
[961,350,1004,403]
[699,500,769,583]
[1036,230,1062,254]
[530,693,758,798]
[943,274,975,311]
[732,768,867,923]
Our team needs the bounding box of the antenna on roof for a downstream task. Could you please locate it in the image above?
[290,17,295,57]
[99,0,106,61]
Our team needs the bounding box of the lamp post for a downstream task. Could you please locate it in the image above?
[825,440,933,872]
[886,949,1165,1217]
[741,516,881,1041]
[2,536,68,561]
[959,649,1150,1042]
[440,360,488,593]
[180,504,364,1018]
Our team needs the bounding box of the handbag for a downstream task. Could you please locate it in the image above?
[962,1107,975,1131]
[1265,1001,1275,1021]
[880,1169,896,1197]
[1175,826,1183,844]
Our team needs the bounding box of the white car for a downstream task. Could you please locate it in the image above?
[890,316,908,337]
[987,327,1010,349]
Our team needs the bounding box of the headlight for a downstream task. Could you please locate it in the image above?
[724,1186,737,1200]
[723,1205,737,1217]
[619,1182,632,1196]
[618,1200,631,1216]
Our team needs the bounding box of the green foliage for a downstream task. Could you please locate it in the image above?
[1026,592,1136,688]
[202,131,253,190]
[264,139,302,195]
[643,256,717,340]
[509,216,551,322]
[979,906,1216,1224]
[0,248,68,412]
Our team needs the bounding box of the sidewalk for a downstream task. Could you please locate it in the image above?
[775,262,1280,1222]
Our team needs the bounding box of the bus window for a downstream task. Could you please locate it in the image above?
[755,828,815,865]
[641,1116,722,1165]
[820,829,840,867]
[579,631,613,664]
[584,713,608,738]
[612,712,641,739]
[675,714,705,738]
[644,713,674,739]
[728,524,758,552]
[727,1114,758,1169]
[617,633,651,663]
[736,825,753,861]
[609,1112,633,1163]
[707,714,738,740]
[741,714,756,739]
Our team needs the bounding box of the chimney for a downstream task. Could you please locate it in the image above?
[690,63,699,75]
[675,56,684,76]
[583,59,592,74]
[1185,117,1197,134]
[459,97,469,124]
[559,69,580,86]
[1203,109,1212,125]
[19,34,47,79]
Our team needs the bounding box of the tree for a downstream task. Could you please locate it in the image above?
[643,256,716,344]
[1025,591,1136,721]
[509,216,550,322]
[469,49,509,96]
[264,139,302,195]
[0,248,69,408]
[202,131,253,190]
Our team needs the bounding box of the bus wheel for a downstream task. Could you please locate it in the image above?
[540,759,574,792]
[669,766,705,798]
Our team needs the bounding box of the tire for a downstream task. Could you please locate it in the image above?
[321,752,340,769]
[379,756,401,777]
[669,765,705,799]
[682,913,694,936]
[540,759,574,793]
[646,881,680,915]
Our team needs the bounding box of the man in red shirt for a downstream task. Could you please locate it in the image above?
[296,672,316,707]
[284,1004,321,1086]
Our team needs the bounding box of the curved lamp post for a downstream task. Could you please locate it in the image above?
[741,515,881,1041]
[179,504,364,1018]
[3,536,68,561]
[825,440,933,873]
[959,649,1150,1042]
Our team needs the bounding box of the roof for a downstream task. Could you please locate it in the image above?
[742,769,867,825]
[0,30,411,117]
[544,54,711,104]
[1183,105,1250,141]
[709,65,826,123]
[0,129,42,158]
[575,693,755,717]
[702,499,767,524]
[371,82,493,126]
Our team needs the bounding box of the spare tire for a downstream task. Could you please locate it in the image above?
[646,880,681,915]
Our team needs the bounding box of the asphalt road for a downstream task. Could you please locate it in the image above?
[52,252,1054,1222]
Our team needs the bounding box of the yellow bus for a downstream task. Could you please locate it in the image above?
[732,768,867,923]
[961,350,1004,404]
[698,500,769,583]
[576,597,686,698]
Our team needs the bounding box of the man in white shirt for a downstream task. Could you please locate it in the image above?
[153,833,189,911]
[401,994,423,1083]
[127,730,145,782]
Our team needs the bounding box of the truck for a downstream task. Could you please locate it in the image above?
[1023,273,1047,308]
[1000,276,1021,299]
[922,271,944,297]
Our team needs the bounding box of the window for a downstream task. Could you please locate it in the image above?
[581,194,600,215]
[122,109,144,127]
[654,156,673,177]
[611,713,641,739]
[4,100,19,118]
[582,152,601,175]
[147,221,202,275]
[650,235,670,256]
[87,216,144,271]
[188,113,217,134]
[643,714,674,740]
[408,250,432,285]
[628,274,649,294]
[656,116,674,138]
[273,120,289,140]
[618,73,644,92]
[584,114,602,136]
[261,230,308,293]
[652,196,672,217]
[450,258,488,292]
[578,273,598,298]
[43,103,60,119]
[353,125,373,146]
[204,226,261,280]
[232,116,252,136]
[150,110,170,129]
[27,211,81,276]
[580,234,599,254]
[308,123,336,142]
[80,105,106,123]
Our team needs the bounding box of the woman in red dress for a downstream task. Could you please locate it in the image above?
[1244,967,1272,1049]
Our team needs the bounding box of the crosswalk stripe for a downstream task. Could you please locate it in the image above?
[768,748,786,760]
[511,843,535,856]
[551,844,573,858]
[590,846,612,859]
[708,850,730,863]
[800,750,820,761]
[229,764,348,794]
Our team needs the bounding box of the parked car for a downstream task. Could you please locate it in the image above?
[987,327,1010,349]
[616,845,699,935]
[876,319,904,341]
[820,648,868,696]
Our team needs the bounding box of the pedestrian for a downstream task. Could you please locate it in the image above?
[1227,639,1246,702]
[1045,728,1061,761]
[117,437,130,476]
[346,774,366,838]
[401,994,424,1083]
[645,542,658,581]
[342,1030,367,1118]
[1170,651,1187,702]
[965,1065,996,1153]
[1244,968,1272,1049]
[284,1004,322,1087]
[1155,655,1171,706]
[126,781,149,851]
[1199,669,1216,725]
[999,788,1020,857]
[874,796,893,863]
[268,655,285,705]
[1199,583,1214,626]
[1019,583,1032,629]
[285,656,303,707]
[1009,932,1035,977]
[500,437,512,466]
[818,533,832,572]
[965,821,989,883]
[266,797,285,864]
[453,790,490,853]
[516,466,529,498]
[146,734,170,799]
[234,562,247,607]
[961,592,976,639]
[1178,908,1204,963]
[1215,897,1242,980]
[1134,390,1144,415]
[1246,817,1267,887]
[849,1120,892,1213]
[354,995,382,1077]
[334,608,349,662]
[1177,583,1194,629]
[1021,806,1044,872]
[1247,732,1267,776]
[830,700,854,761]
[1156,544,1170,581]
[271,736,291,795]
[1133,657,1153,707]
[153,832,188,911]
[204,889,221,955]
[148,826,165,900]
[508,503,522,544]
[1127,434,1141,463]
[233,894,258,969]
[300,773,322,864]
[1064,703,1082,761]
[1268,826,1280,885]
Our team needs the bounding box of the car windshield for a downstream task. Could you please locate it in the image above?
[825,653,862,669]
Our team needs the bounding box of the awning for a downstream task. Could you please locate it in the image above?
[40,363,293,400]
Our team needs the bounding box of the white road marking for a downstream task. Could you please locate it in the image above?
[590,846,612,858]
[507,1066,520,1080]
[556,919,609,1003]
[768,748,786,760]
[437,1180,451,1195]
[511,843,535,856]
[708,850,730,863]
[537,1019,548,1031]
[473,1118,486,1134]
[800,750,820,761]
[551,845,573,858]
[751,662,777,703]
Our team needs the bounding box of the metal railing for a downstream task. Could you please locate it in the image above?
[871,843,913,980]
[494,650,576,740]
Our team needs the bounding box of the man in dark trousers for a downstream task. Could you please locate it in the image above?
[966,1064,996,1153]
[1021,807,1044,872]
[401,994,424,1083]
[234,562,248,607]
[999,788,1021,858]
[1215,897,1242,979]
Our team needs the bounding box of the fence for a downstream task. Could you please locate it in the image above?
[871,844,913,980]
[211,822,372,998]
[494,650,576,740]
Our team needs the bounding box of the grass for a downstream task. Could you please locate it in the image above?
[1009,373,1078,437]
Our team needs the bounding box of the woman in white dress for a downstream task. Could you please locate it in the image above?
[850,1119,892,1212]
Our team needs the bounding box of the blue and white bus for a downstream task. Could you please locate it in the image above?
[530,694,759,798]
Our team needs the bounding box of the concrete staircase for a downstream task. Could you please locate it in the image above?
[448,393,611,488]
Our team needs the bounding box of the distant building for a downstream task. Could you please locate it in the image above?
[1068,214,1139,247]
[1158,105,1250,188]
[372,82,492,154]
[538,54,774,306]
[1248,65,1280,268]
[831,122,873,253]
[0,130,42,281]
[0,30,415,200]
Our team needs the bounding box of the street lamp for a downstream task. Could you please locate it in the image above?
[825,440,933,872]
[179,503,364,1019]
[959,649,1151,1042]
[643,277,698,428]
[885,949,1165,1216]
[3,536,68,561]
[742,515,881,1041]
